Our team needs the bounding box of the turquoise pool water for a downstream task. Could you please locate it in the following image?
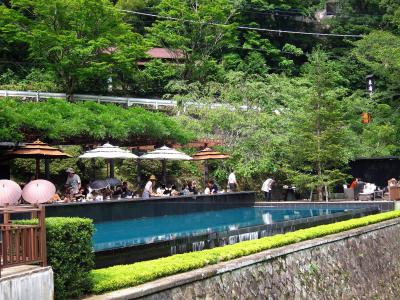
[93,206,346,251]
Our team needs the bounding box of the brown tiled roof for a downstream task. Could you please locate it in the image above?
[146,48,184,59]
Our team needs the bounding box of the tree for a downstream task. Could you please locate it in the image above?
[284,49,356,201]
[146,0,238,81]
[10,0,146,98]
[0,4,29,73]
[168,72,303,190]
[353,31,400,97]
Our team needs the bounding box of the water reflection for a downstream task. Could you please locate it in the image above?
[262,212,273,224]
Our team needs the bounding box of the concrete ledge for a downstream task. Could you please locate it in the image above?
[85,217,400,300]
[0,266,54,300]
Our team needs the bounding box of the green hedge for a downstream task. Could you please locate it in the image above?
[15,217,94,299]
[91,210,400,294]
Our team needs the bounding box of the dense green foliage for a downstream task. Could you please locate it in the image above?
[15,217,94,300]
[0,98,194,144]
[91,210,400,294]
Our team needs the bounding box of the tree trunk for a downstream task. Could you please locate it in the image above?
[317,186,323,202]
[65,76,75,101]
[324,184,329,202]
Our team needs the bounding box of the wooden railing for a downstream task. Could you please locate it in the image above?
[0,206,47,277]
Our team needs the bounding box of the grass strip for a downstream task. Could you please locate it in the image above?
[91,210,400,294]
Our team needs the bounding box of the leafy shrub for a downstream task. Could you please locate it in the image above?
[91,210,400,294]
[15,217,94,299]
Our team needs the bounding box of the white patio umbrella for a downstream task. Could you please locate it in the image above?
[79,143,138,178]
[140,145,192,184]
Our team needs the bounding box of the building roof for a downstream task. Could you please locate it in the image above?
[146,48,184,59]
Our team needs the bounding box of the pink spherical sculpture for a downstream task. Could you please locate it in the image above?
[0,180,22,205]
[22,180,56,204]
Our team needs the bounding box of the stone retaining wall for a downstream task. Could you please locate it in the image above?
[89,218,400,299]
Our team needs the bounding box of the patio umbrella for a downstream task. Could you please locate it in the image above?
[5,140,72,179]
[79,143,138,178]
[22,179,56,204]
[192,147,230,184]
[140,146,192,184]
[89,178,122,190]
[0,180,22,206]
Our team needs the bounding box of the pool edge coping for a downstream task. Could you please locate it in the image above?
[83,217,400,300]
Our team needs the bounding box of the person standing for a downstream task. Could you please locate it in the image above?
[142,175,157,199]
[228,171,238,192]
[354,178,365,201]
[261,177,274,201]
[65,168,81,195]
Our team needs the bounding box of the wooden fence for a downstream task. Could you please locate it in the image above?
[0,206,47,277]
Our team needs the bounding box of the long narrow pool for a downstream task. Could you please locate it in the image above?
[93,206,347,251]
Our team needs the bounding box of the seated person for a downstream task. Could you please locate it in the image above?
[63,187,74,202]
[181,183,190,196]
[162,186,171,196]
[113,185,123,196]
[86,189,94,201]
[157,184,166,196]
[73,186,88,201]
[121,181,133,197]
[388,178,397,187]
[93,191,103,201]
[188,180,198,195]
[102,188,113,200]
[349,178,358,189]
[50,190,62,203]
[170,185,180,197]
[209,180,218,194]
[204,184,211,195]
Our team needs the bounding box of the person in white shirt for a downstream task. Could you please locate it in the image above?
[142,175,157,199]
[156,184,166,196]
[228,171,238,192]
[204,186,211,195]
[261,178,274,201]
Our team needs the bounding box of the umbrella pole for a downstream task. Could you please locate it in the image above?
[44,159,50,180]
[35,158,40,179]
[91,158,96,180]
[136,159,141,184]
[204,160,209,185]
[162,160,167,185]
[110,159,115,178]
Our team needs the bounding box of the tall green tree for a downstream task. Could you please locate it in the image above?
[284,49,355,200]
[10,0,146,98]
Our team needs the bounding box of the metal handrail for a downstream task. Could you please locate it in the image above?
[0,89,256,111]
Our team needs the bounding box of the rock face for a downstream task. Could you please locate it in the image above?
[139,219,400,300]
